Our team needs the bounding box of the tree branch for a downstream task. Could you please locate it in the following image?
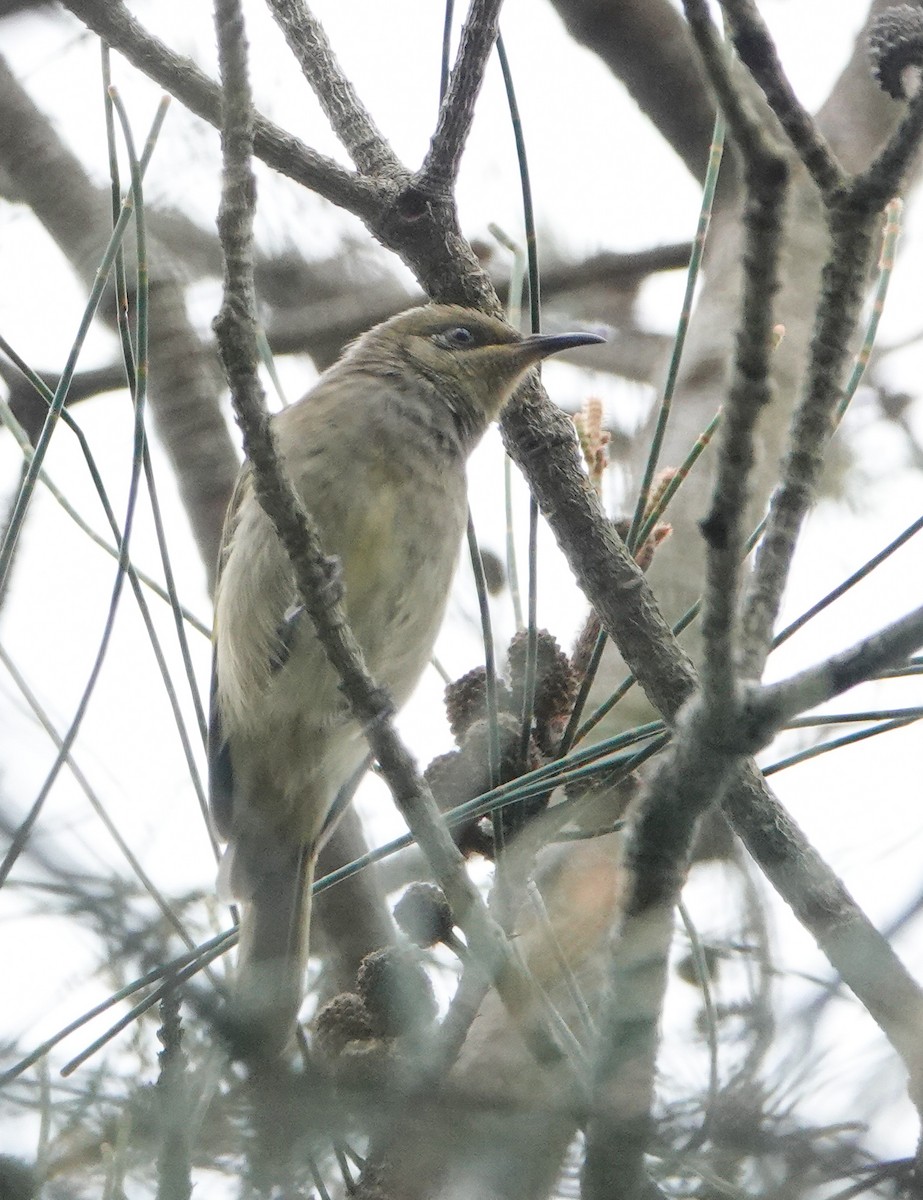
[417,0,504,192]
[740,118,923,678]
[683,0,789,713]
[720,0,844,194]
[61,0,387,221]
[749,601,923,737]
[264,0,398,177]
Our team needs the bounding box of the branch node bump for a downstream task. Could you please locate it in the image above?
[869,5,923,100]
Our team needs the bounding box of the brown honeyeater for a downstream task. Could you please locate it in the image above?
[208,304,604,1051]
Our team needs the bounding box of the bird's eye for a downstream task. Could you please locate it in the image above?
[441,326,475,346]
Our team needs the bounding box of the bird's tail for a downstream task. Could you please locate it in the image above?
[232,846,314,1056]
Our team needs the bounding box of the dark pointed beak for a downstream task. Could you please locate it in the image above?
[520,329,607,359]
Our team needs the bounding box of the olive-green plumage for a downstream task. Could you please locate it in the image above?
[208,303,603,1052]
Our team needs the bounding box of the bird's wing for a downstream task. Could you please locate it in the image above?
[208,465,253,842]
[208,657,235,841]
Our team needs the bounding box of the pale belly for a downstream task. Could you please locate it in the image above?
[215,454,466,847]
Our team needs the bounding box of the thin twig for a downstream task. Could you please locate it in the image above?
[264,0,398,177]
[718,0,843,194]
[749,602,923,738]
[61,0,386,219]
[738,220,867,675]
[722,35,923,680]
[418,0,503,191]
[626,110,725,552]
[684,0,788,713]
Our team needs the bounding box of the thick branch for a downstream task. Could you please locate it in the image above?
[816,0,909,173]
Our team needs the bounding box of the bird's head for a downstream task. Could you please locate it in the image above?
[346,304,605,446]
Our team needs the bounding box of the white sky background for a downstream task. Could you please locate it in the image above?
[1,0,922,1182]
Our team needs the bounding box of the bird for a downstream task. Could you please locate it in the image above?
[208,303,604,1052]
